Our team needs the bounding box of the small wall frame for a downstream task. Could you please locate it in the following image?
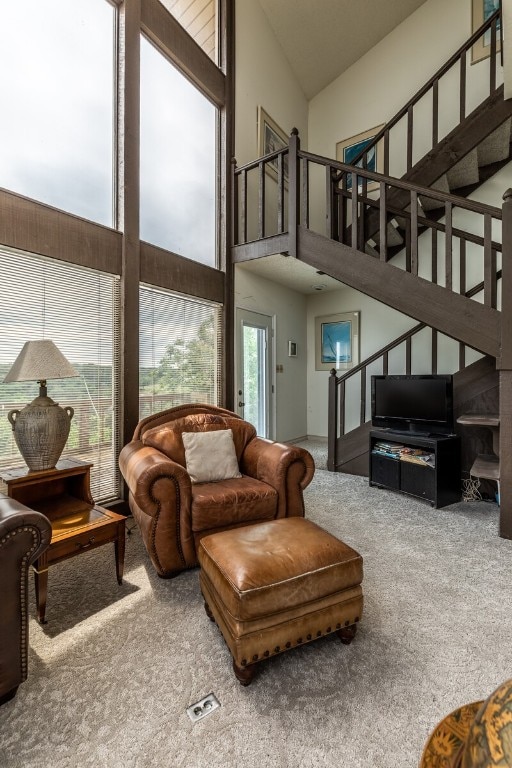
[336,125,384,192]
[315,312,360,371]
[288,341,297,357]
[471,0,500,63]
[257,106,288,183]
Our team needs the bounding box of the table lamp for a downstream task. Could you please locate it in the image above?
[3,340,79,471]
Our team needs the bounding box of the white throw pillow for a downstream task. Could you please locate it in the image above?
[182,429,242,484]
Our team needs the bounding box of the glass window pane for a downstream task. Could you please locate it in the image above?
[158,0,217,63]
[0,0,114,226]
[140,285,222,418]
[140,37,217,266]
[0,249,121,503]
[243,326,266,436]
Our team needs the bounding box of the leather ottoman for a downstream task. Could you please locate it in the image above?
[198,517,364,685]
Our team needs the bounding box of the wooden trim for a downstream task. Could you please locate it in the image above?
[403,85,512,190]
[118,0,141,448]
[327,371,338,471]
[334,422,372,467]
[303,147,502,219]
[219,0,235,408]
[287,130,300,258]
[140,243,224,303]
[0,189,121,274]
[298,226,500,358]
[141,0,225,107]
[232,233,289,262]
[499,370,512,538]
[499,190,512,537]
[501,191,512,369]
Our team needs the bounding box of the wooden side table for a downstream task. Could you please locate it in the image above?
[0,458,125,624]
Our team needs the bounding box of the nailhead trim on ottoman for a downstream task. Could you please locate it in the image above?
[198,517,364,685]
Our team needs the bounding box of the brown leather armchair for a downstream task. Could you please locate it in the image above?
[0,494,51,706]
[119,404,315,577]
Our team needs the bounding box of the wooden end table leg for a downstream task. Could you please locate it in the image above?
[233,659,256,687]
[115,520,125,585]
[33,557,48,625]
[337,624,357,645]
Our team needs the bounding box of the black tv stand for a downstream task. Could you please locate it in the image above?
[369,429,461,508]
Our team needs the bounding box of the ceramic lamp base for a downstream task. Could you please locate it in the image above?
[8,394,74,471]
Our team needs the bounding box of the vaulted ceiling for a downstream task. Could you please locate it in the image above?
[257,0,429,99]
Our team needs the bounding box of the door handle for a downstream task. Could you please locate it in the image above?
[238,401,245,407]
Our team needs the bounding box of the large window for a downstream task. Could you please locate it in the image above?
[140,285,222,417]
[0,249,121,502]
[140,37,217,266]
[0,0,115,225]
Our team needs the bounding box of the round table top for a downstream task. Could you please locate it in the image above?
[419,701,483,768]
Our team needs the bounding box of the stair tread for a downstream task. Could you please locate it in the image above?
[477,119,511,167]
[457,413,500,427]
[447,150,479,190]
[470,454,500,481]
[371,221,403,247]
[419,175,450,210]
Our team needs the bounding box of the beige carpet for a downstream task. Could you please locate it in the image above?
[1,453,511,768]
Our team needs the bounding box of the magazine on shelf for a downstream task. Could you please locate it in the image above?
[400,452,435,468]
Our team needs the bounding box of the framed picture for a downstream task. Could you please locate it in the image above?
[258,106,288,183]
[471,0,500,63]
[315,312,360,371]
[288,341,297,357]
[336,125,384,193]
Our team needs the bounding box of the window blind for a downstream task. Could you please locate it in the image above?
[139,284,223,418]
[0,248,121,502]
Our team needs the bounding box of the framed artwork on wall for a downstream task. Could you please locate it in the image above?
[315,312,360,371]
[258,106,289,183]
[336,125,384,192]
[288,341,297,357]
[471,0,500,63]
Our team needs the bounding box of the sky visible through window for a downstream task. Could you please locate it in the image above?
[140,36,217,267]
[0,0,114,226]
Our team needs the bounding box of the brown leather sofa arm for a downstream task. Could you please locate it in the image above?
[0,494,51,705]
[119,441,195,577]
[0,495,52,561]
[240,438,315,518]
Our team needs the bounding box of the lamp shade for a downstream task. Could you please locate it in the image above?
[3,340,78,471]
[3,340,78,383]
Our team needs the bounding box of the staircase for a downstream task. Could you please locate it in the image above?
[231,6,512,539]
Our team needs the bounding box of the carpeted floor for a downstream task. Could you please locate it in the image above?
[1,443,511,768]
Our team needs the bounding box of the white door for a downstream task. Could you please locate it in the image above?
[236,309,274,438]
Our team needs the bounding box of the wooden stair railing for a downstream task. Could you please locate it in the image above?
[334,6,502,184]
[326,323,479,472]
[299,147,502,312]
[234,140,503,322]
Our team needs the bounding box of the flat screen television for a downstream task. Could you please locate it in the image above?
[371,374,454,435]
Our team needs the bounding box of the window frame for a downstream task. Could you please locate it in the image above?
[0,0,234,505]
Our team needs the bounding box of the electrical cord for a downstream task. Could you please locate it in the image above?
[462,476,482,502]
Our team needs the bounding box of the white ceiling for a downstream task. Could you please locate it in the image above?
[257,0,429,99]
[237,254,344,295]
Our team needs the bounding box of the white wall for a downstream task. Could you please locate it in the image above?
[235,0,308,165]
[235,266,307,442]
[234,0,309,441]
[308,0,470,161]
